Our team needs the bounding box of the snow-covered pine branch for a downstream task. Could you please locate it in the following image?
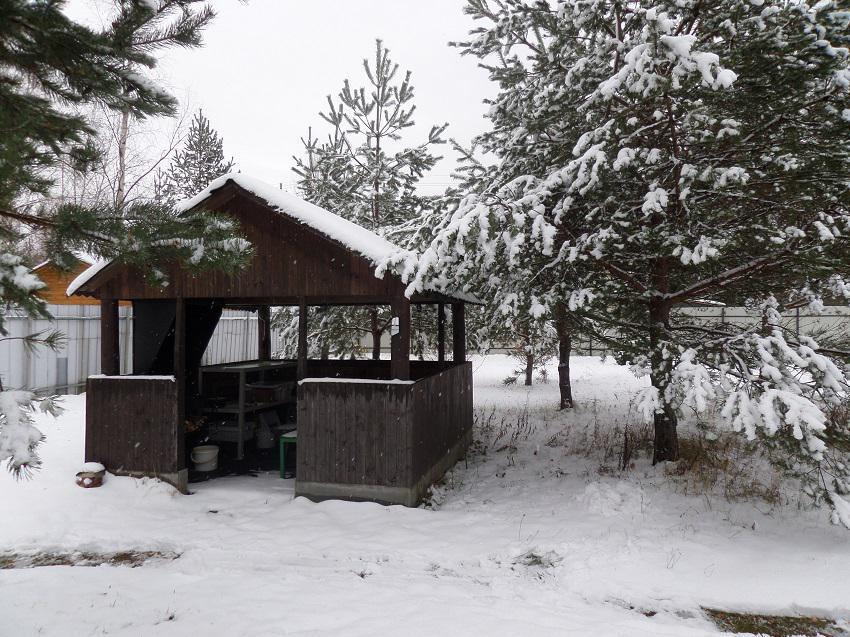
[401,0,850,524]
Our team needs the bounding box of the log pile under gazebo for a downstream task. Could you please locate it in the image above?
[68,174,475,506]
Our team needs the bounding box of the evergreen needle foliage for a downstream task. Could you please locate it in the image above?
[0,0,251,475]
[401,0,850,526]
[275,39,447,359]
[154,108,235,205]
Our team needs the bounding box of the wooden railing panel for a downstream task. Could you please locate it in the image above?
[410,362,473,479]
[297,362,471,495]
[297,380,412,488]
[85,376,182,475]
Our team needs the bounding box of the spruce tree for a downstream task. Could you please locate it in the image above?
[404,0,850,525]
[0,0,252,475]
[155,109,235,204]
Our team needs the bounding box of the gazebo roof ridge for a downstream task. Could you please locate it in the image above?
[175,173,413,268]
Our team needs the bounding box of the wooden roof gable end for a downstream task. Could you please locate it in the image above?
[66,174,479,306]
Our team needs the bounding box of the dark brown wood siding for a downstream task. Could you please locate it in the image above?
[296,362,472,491]
[85,377,182,475]
[297,381,412,488]
[410,362,473,480]
[91,185,406,303]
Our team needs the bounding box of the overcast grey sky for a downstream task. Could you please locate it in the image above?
[144,1,495,193]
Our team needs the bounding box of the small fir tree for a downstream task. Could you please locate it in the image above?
[276,39,447,359]
[155,109,234,204]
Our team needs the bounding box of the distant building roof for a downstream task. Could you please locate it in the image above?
[33,251,96,272]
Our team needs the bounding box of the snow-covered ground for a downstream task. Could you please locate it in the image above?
[2,356,848,636]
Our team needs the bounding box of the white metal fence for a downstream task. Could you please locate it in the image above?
[0,306,276,394]
[1,304,132,394]
[202,311,287,364]
[569,305,850,356]
[2,304,847,395]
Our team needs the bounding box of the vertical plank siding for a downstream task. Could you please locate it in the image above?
[410,362,473,480]
[297,362,473,504]
[85,377,182,477]
[298,381,412,488]
[0,304,132,394]
[0,307,274,394]
[5,305,846,394]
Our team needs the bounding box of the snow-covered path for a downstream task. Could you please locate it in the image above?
[2,356,848,636]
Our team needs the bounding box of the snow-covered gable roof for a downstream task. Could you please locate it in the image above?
[66,173,480,303]
[176,173,410,266]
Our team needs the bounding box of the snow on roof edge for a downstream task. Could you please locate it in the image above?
[176,173,410,267]
[65,173,482,304]
[34,251,97,273]
[66,259,110,297]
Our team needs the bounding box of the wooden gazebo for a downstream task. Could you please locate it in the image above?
[68,174,474,506]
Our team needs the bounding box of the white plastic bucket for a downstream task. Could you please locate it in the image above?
[191,445,219,472]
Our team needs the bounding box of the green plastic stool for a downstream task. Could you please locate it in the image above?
[279,430,297,479]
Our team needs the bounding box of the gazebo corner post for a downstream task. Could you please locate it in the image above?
[100,298,120,376]
[391,296,411,380]
[297,298,308,380]
[174,296,187,424]
[437,302,446,363]
[452,302,466,363]
[258,305,272,361]
[172,296,188,483]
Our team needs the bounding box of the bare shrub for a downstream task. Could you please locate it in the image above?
[670,430,783,505]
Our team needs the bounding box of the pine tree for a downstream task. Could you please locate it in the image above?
[0,0,252,475]
[155,109,235,204]
[276,39,447,359]
[398,6,588,406]
[404,0,850,525]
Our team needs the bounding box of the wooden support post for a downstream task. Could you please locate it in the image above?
[100,298,120,376]
[297,298,308,380]
[258,305,271,361]
[174,297,186,470]
[437,303,446,363]
[391,297,411,380]
[452,302,466,363]
[174,297,186,411]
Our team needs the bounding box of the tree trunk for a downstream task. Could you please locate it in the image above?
[370,308,381,360]
[554,302,574,409]
[115,109,130,208]
[652,407,679,464]
[524,352,533,386]
[649,300,678,463]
